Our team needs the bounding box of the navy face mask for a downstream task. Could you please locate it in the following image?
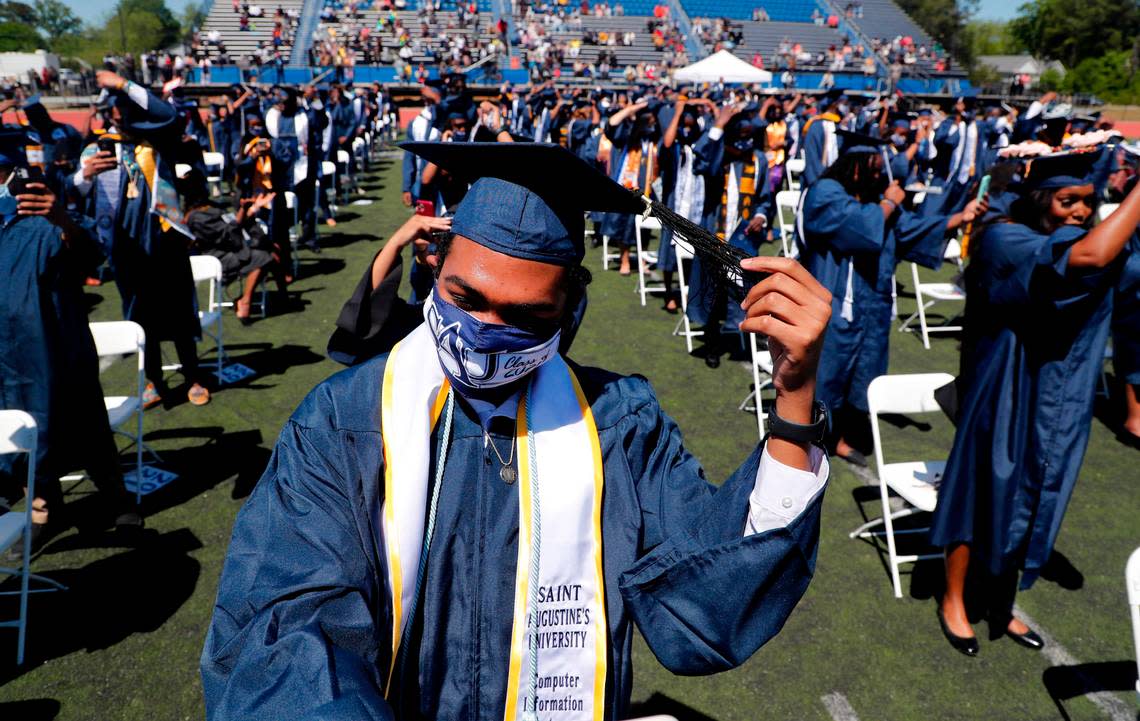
[425,289,561,393]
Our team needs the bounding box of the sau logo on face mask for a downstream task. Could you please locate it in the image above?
[425,290,561,392]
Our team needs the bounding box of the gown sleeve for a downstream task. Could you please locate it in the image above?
[327,252,424,366]
[893,208,949,269]
[200,414,393,721]
[615,385,826,675]
[802,180,886,254]
[984,224,1121,312]
[690,127,724,177]
[801,124,824,187]
[1113,236,1140,384]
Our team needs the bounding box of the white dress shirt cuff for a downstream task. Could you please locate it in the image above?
[745,445,829,536]
[72,167,92,197]
[708,126,724,141]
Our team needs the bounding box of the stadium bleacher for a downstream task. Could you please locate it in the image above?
[709,19,852,65]
[682,0,815,22]
[192,0,964,87]
[199,0,304,62]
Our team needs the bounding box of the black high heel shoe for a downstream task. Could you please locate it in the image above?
[1005,624,1045,650]
[937,607,979,657]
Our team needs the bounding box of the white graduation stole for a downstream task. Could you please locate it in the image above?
[380,323,608,721]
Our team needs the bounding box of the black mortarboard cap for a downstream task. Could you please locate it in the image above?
[836,128,889,155]
[401,142,642,266]
[1021,149,1103,190]
[822,87,847,106]
[0,128,27,167]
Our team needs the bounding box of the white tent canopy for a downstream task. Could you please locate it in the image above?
[672,50,772,85]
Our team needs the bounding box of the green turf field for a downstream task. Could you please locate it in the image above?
[1,153,1138,721]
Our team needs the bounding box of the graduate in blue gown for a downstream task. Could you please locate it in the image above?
[685,102,775,367]
[799,88,847,188]
[798,130,984,463]
[203,142,834,720]
[0,130,141,545]
[73,70,207,408]
[928,96,990,216]
[656,96,710,313]
[1113,233,1140,443]
[601,98,661,275]
[930,148,1140,656]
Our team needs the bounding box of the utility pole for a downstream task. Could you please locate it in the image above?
[117,1,127,55]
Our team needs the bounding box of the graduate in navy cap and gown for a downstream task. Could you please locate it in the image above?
[686,101,776,367]
[930,147,1140,656]
[798,130,985,463]
[0,129,142,547]
[1113,232,1140,444]
[203,142,833,721]
[602,98,661,275]
[72,70,207,408]
[930,95,990,215]
[20,94,84,198]
[799,88,847,188]
[657,95,711,313]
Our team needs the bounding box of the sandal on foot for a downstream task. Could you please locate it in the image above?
[142,382,163,410]
[187,383,211,407]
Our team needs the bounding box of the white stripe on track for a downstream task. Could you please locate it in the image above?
[820,692,860,721]
[1013,605,1133,721]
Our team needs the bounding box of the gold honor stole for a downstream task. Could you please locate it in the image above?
[380,323,608,721]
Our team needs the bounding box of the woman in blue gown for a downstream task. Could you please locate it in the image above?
[798,131,984,463]
[930,148,1140,656]
[0,133,141,544]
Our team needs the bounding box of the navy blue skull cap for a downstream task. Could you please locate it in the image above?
[401,141,643,266]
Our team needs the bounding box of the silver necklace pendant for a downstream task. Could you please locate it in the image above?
[500,465,518,484]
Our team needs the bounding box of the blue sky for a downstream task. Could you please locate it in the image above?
[975,0,1019,20]
[70,0,200,25]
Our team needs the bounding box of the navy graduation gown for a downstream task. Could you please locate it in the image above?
[0,216,117,496]
[202,356,825,720]
[601,121,657,248]
[799,179,948,414]
[799,114,840,188]
[930,222,1125,588]
[1113,235,1140,385]
[684,133,775,328]
[101,89,201,344]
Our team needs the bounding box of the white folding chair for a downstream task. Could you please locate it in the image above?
[738,333,774,439]
[1126,545,1140,696]
[321,159,339,216]
[600,233,624,270]
[850,372,953,598]
[336,149,354,202]
[784,157,805,191]
[203,151,226,196]
[89,320,149,504]
[173,162,192,179]
[284,190,301,276]
[775,189,801,258]
[0,411,67,665]
[635,214,664,305]
[190,255,225,376]
[352,135,368,170]
[671,237,704,353]
[898,262,965,349]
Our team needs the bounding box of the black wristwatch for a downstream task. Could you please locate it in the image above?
[767,400,829,444]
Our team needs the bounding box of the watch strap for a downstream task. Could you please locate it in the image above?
[767,400,828,444]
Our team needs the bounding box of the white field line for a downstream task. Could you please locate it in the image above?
[1013,605,1133,721]
[820,692,860,721]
